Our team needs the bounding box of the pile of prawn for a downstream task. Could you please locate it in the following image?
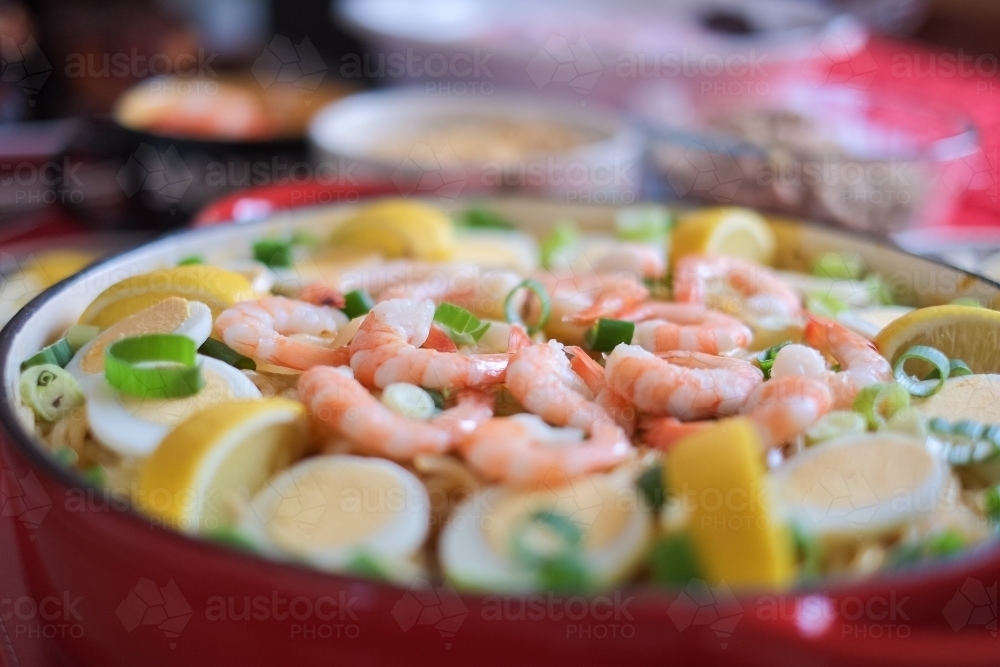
[215,253,893,489]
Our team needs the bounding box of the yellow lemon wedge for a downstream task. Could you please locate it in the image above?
[666,418,793,587]
[328,199,454,260]
[874,305,1000,373]
[136,398,308,533]
[79,265,257,328]
[25,249,97,287]
[670,206,775,266]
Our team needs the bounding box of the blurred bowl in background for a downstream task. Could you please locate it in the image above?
[629,81,978,235]
[309,87,644,204]
[336,0,867,108]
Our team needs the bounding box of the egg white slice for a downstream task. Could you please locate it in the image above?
[86,355,261,458]
[240,455,430,572]
[440,479,651,593]
[66,300,214,385]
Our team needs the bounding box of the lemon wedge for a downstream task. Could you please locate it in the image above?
[136,398,308,533]
[25,249,96,287]
[666,418,793,587]
[328,199,454,260]
[79,265,257,328]
[670,206,775,266]
[874,305,1000,373]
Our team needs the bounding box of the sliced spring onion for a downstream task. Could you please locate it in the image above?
[878,407,927,439]
[791,524,823,579]
[504,279,551,335]
[805,292,848,319]
[53,446,79,467]
[811,252,866,280]
[893,345,951,397]
[21,338,74,371]
[381,383,436,420]
[650,533,702,585]
[19,364,84,422]
[924,358,973,381]
[614,204,672,242]
[177,255,204,266]
[66,324,100,352]
[925,416,1000,466]
[540,221,579,269]
[456,207,515,230]
[252,238,295,269]
[864,274,895,305]
[925,530,966,557]
[82,465,106,487]
[852,382,910,430]
[105,334,203,399]
[510,511,582,567]
[290,230,320,248]
[341,289,374,319]
[804,410,867,446]
[636,462,667,514]
[198,338,256,371]
[433,303,490,343]
[536,554,589,592]
[346,553,387,579]
[585,318,635,352]
[950,297,983,308]
[204,524,256,552]
[755,341,791,380]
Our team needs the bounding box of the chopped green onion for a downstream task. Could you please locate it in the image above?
[864,275,895,306]
[53,446,79,467]
[585,318,635,352]
[805,410,867,445]
[204,524,256,552]
[19,364,84,422]
[346,553,387,579]
[381,383,436,420]
[21,338,74,371]
[66,324,100,352]
[925,358,973,381]
[341,289,374,319]
[950,297,983,308]
[614,204,672,242]
[252,238,295,269]
[925,416,1000,466]
[82,465,106,487]
[755,341,791,380]
[791,524,823,579]
[105,334,203,399]
[894,345,951,397]
[879,407,927,439]
[812,252,866,280]
[852,383,910,430]
[540,221,579,269]
[510,511,589,591]
[198,338,256,371]
[456,207,515,230]
[925,530,966,557]
[805,293,848,319]
[177,255,204,266]
[650,533,702,585]
[434,303,491,343]
[636,462,667,514]
[504,279,551,335]
[290,230,320,248]
[536,555,589,592]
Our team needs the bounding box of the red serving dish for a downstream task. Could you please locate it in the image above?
[1,192,997,666]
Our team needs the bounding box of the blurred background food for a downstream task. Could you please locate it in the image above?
[2,0,1000,305]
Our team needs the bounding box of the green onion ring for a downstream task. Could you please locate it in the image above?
[105,334,203,399]
[893,345,951,397]
[504,279,551,335]
[852,382,910,430]
[433,303,491,343]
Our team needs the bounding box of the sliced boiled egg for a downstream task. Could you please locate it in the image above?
[240,455,430,573]
[771,433,948,537]
[66,297,213,385]
[86,356,261,458]
[440,475,651,592]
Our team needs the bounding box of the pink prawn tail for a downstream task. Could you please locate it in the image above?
[435,389,495,444]
[507,324,532,353]
[638,416,714,451]
[423,325,459,352]
[299,282,346,308]
[565,346,605,395]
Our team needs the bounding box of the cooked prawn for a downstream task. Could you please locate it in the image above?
[673,255,802,323]
[740,375,832,447]
[458,414,632,485]
[349,299,510,390]
[533,271,649,326]
[592,243,666,280]
[215,296,350,371]
[377,267,522,320]
[506,341,613,433]
[604,345,763,421]
[299,366,493,460]
[637,416,712,451]
[803,314,893,409]
[566,345,636,434]
[564,275,650,325]
[619,302,753,354]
